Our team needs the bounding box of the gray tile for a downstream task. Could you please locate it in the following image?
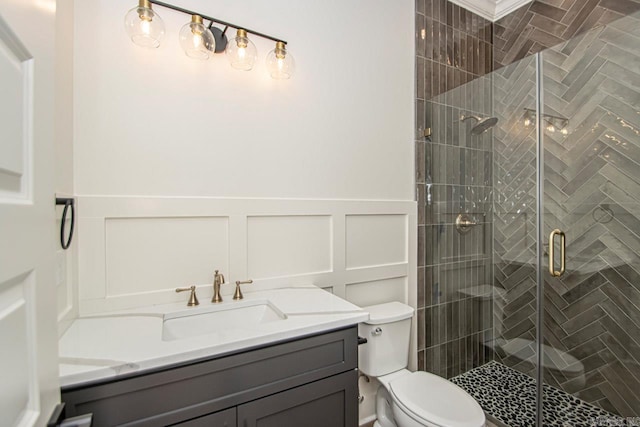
[418,267,426,309]
[598,0,640,16]
[416,13,426,58]
[531,1,567,21]
[561,318,605,349]
[418,308,426,350]
[416,141,426,184]
[562,272,608,304]
[561,304,606,335]
[602,300,640,351]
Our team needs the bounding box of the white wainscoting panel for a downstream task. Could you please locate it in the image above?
[105,217,229,297]
[78,217,106,302]
[345,277,407,308]
[247,215,332,279]
[0,19,32,201]
[77,197,417,323]
[346,214,408,270]
[0,273,38,425]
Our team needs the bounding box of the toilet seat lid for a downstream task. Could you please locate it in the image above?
[389,371,485,427]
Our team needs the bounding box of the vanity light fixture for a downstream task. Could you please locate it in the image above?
[124,0,165,48]
[522,108,569,134]
[124,0,294,78]
[179,15,215,60]
[266,41,295,79]
[226,29,257,71]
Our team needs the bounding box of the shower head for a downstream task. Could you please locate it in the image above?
[461,115,499,135]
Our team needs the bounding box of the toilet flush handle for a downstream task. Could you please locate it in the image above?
[371,327,383,336]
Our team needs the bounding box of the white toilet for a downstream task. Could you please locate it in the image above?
[359,302,486,427]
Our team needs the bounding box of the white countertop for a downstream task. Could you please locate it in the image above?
[59,284,368,387]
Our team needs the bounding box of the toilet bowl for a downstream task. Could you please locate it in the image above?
[373,369,485,427]
[360,302,485,427]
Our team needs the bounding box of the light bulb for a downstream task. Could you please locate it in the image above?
[140,19,150,35]
[225,29,257,71]
[193,33,203,49]
[179,15,215,60]
[523,118,531,127]
[124,0,165,49]
[266,41,295,79]
[547,124,555,133]
[561,128,568,135]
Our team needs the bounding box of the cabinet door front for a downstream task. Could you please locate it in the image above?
[238,371,357,427]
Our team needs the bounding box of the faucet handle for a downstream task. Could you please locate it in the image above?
[213,269,225,285]
[233,280,253,300]
[176,285,199,306]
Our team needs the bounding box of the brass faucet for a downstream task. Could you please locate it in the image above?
[175,285,199,306]
[212,270,225,303]
[233,280,253,300]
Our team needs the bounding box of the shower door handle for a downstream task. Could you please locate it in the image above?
[548,229,566,277]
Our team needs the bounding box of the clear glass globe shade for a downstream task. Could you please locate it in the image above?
[225,33,257,71]
[179,19,215,60]
[124,5,165,48]
[266,45,295,79]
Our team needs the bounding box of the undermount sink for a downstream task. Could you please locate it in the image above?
[162,300,287,342]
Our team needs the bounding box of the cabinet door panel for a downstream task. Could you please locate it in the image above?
[238,371,358,427]
[170,408,236,427]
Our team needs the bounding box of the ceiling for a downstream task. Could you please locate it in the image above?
[448,0,534,22]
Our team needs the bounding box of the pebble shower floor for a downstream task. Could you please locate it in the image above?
[450,361,627,427]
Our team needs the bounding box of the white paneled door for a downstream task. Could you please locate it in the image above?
[0,1,60,426]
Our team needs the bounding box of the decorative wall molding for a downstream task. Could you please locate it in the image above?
[449,0,533,22]
[76,196,417,315]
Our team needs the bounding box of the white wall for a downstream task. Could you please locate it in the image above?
[73,0,414,200]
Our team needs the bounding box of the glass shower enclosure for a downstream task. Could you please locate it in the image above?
[427,10,640,427]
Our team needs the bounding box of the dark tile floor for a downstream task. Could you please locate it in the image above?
[450,361,626,427]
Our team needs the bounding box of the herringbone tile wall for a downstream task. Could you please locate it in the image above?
[493,12,640,417]
[494,0,640,70]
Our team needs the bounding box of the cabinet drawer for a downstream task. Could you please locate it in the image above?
[238,370,358,427]
[62,327,357,426]
[170,408,236,427]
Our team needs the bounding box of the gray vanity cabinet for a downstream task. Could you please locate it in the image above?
[61,327,358,427]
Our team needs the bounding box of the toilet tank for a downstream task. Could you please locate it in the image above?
[358,302,414,377]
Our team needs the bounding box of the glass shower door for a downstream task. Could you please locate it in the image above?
[541,11,640,425]
[491,53,542,426]
[442,12,640,425]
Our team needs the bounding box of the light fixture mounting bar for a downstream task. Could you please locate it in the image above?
[148,0,287,44]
